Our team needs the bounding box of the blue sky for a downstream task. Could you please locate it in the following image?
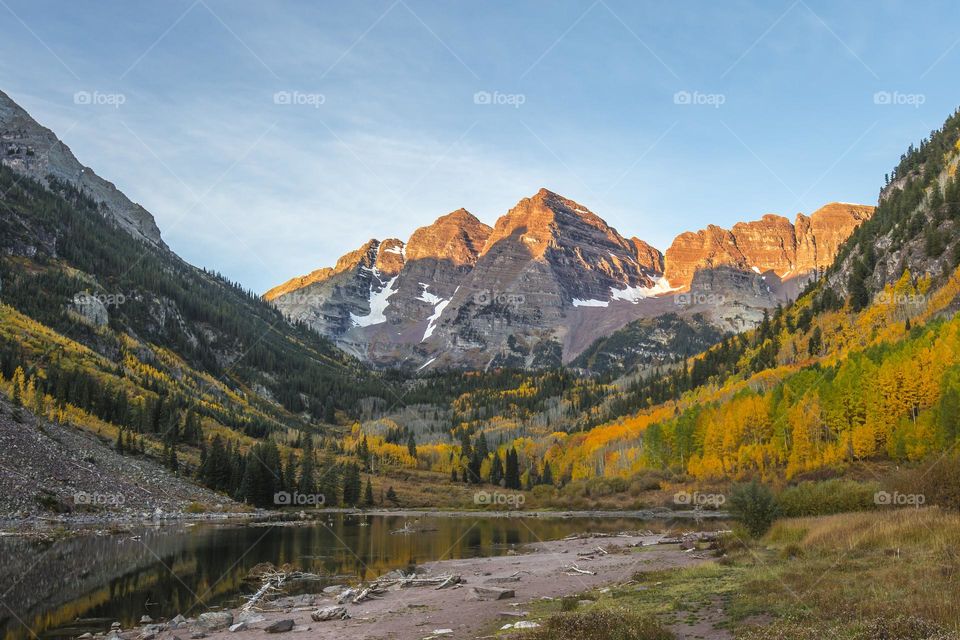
[1,0,958,292]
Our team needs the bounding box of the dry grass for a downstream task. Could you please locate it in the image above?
[524,508,960,639]
[519,609,672,640]
[740,507,960,636]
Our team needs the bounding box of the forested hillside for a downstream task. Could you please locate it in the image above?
[0,165,400,507]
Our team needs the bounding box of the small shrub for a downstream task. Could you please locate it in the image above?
[629,472,665,495]
[778,542,805,559]
[185,501,206,514]
[764,522,807,545]
[729,481,779,538]
[778,479,879,517]
[560,596,580,612]
[521,609,672,640]
[859,615,960,640]
[887,454,960,511]
[35,490,71,513]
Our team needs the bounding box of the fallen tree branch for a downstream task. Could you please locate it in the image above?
[562,564,596,576]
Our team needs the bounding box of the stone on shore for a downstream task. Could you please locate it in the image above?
[310,606,347,622]
[466,586,514,601]
[197,612,233,631]
[264,619,294,633]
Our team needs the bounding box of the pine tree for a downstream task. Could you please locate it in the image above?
[504,448,520,490]
[168,443,179,472]
[341,463,362,506]
[807,327,823,357]
[204,435,232,492]
[10,366,25,407]
[239,440,282,507]
[357,435,370,469]
[317,452,340,506]
[490,452,504,486]
[283,451,297,492]
[297,438,316,496]
[407,432,417,459]
[364,478,374,506]
[542,462,553,486]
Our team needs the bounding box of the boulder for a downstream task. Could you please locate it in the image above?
[197,612,233,631]
[466,586,514,601]
[321,585,346,595]
[69,293,109,327]
[310,606,347,622]
[264,620,294,633]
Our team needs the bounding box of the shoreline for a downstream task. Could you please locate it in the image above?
[129,531,713,640]
[0,507,729,538]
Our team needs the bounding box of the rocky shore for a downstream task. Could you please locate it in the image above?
[102,531,716,640]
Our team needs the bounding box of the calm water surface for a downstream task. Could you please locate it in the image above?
[0,513,691,640]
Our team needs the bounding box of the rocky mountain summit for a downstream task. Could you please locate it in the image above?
[0,90,165,248]
[268,190,873,371]
[664,203,875,289]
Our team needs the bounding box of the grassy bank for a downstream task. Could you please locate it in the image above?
[517,507,960,639]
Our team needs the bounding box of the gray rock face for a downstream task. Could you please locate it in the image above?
[69,292,109,327]
[265,238,404,338]
[0,90,165,248]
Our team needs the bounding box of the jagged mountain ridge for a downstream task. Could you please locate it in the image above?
[0,90,165,248]
[269,187,873,371]
[664,203,875,289]
[0,90,389,427]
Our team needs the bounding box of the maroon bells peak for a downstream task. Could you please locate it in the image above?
[265,190,872,370]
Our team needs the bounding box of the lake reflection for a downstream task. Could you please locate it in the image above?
[0,513,665,640]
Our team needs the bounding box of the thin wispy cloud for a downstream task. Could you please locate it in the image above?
[2,0,959,291]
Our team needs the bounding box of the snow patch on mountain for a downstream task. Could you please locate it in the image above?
[422,298,450,341]
[351,274,398,327]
